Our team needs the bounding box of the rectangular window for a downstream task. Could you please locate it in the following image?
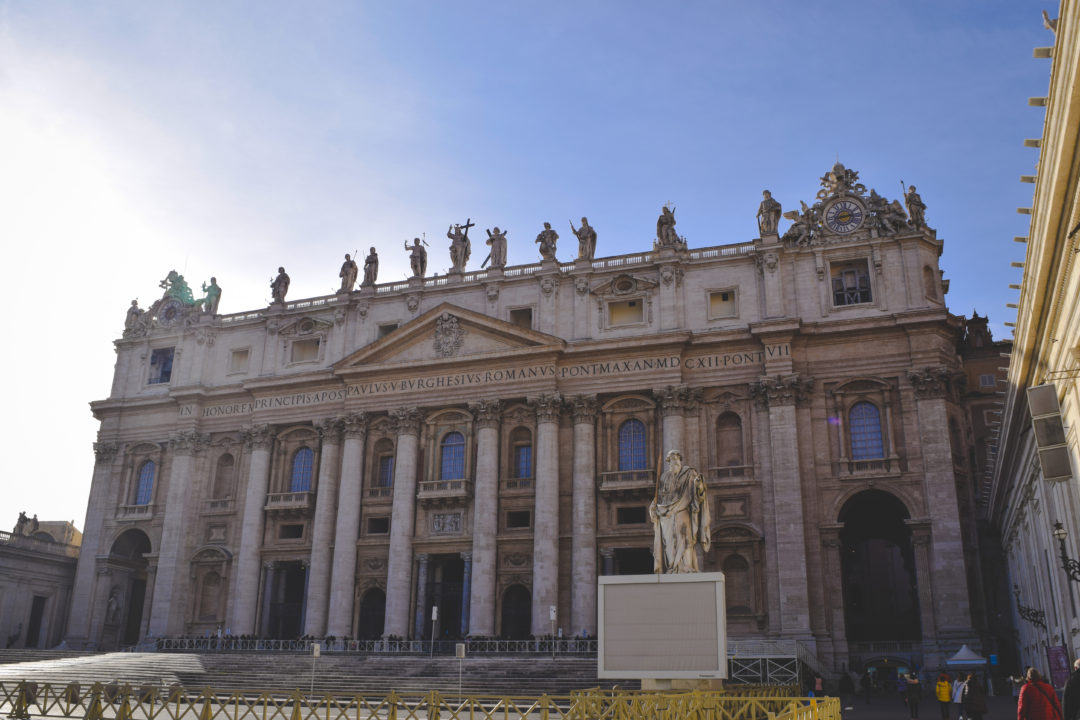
[279,524,303,540]
[376,455,394,487]
[506,510,531,529]
[148,348,174,385]
[512,445,532,479]
[509,308,533,330]
[831,260,872,306]
[378,323,398,338]
[367,516,390,534]
[708,290,738,319]
[229,348,250,374]
[979,373,996,388]
[616,506,648,525]
[608,299,644,325]
[291,338,320,363]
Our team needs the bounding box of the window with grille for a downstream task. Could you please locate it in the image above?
[134,461,155,505]
[831,261,872,306]
[618,419,647,471]
[849,402,884,460]
[290,447,314,492]
[440,432,466,480]
[148,348,174,385]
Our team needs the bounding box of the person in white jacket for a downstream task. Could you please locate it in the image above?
[951,675,968,720]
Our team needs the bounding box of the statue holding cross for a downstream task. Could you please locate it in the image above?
[448,218,474,273]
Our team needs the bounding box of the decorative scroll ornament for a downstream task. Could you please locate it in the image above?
[316,417,344,443]
[169,430,210,455]
[433,313,467,358]
[342,413,368,439]
[529,392,563,423]
[655,384,703,416]
[469,399,503,428]
[906,366,955,399]
[749,374,814,408]
[390,406,423,436]
[569,394,599,423]
[93,442,120,464]
[242,424,275,450]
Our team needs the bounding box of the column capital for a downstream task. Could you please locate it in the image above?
[907,366,960,399]
[93,441,120,464]
[460,551,473,563]
[243,424,275,450]
[169,430,211,455]
[342,412,369,439]
[529,392,563,424]
[569,394,599,424]
[416,553,430,565]
[469,399,503,429]
[390,407,423,436]
[599,548,615,559]
[316,417,344,444]
[654,384,702,417]
[749,373,814,408]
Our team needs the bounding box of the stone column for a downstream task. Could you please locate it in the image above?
[148,431,208,637]
[299,561,310,632]
[326,414,368,637]
[908,523,940,652]
[907,367,974,639]
[569,395,598,636]
[383,407,423,638]
[600,549,615,576]
[460,552,472,636]
[67,442,119,647]
[229,424,275,635]
[656,385,701,462]
[259,562,275,636]
[468,400,501,636]
[530,393,562,635]
[413,553,430,640]
[818,524,848,667]
[303,418,343,636]
[750,374,813,638]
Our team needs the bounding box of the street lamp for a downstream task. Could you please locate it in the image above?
[1013,584,1047,630]
[1052,521,1080,583]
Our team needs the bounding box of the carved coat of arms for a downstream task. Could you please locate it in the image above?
[433,313,466,357]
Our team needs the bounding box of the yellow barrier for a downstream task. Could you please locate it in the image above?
[0,681,841,720]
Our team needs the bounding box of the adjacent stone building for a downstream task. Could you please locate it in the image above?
[70,164,989,673]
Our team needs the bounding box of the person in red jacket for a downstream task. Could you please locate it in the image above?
[1018,667,1063,720]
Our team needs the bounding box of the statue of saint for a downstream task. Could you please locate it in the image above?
[905,185,927,228]
[271,267,290,304]
[535,222,558,261]
[448,223,472,272]
[125,300,144,330]
[362,248,379,286]
[339,254,358,292]
[657,206,679,247]
[201,278,222,314]
[570,217,597,260]
[869,190,909,235]
[781,201,815,247]
[106,586,122,624]
[485,227,508,268]
[406,238,428,277]
[13,511,27,535]
[649,450,711,573]
[757,190,782,235]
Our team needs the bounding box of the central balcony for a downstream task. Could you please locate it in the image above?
[265,491,314,517]
[598,469,655,498]
[417,478,473,508]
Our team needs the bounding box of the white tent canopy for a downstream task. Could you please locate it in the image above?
[946,645,988,666]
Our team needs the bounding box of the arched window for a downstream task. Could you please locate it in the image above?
[510,427,533,479]
[923,265,937,300]
[849,402,884,460]
[212,454,235,499]
[716,413,744,470]
[134,460,155,505]
[440,432,466,480]
[290,447,314,492]
[618,419,647,471]
[722,554,752,614]
[373,438,395,488]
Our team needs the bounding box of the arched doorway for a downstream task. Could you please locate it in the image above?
[422,555,464,640]
[357,588,385,640]
[839,490,921,641]
[500,584,531,639]
[106,529,152,648]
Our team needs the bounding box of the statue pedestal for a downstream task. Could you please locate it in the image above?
[359,285,375,297]
[759,231,780,246]
[447,270,464,283]
[408,276,424,289]
[540,259,559,271]
[573,257,592,272]
[486,267,504,279]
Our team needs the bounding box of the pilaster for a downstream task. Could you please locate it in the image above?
[67,442,119,646]
[229,424,274,634]
[570,395,598,635]
[326,413,368,636]
[468,400,501,636]
[304,417,344,636]
[384,407,423,637]
[530,392,562,634]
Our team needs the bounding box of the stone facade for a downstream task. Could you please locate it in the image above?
[0,520,81,649]
[73,165,988,671]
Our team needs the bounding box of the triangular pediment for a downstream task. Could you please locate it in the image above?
[335,302,565,372]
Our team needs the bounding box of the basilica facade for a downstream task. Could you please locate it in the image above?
[69,165,986,673]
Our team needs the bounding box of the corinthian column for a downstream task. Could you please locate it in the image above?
[148,431,208,637]
[655,385,701,462]
[326,413,368,637]
[750,374,813,637]
[569,395,598,636]
[468,399,502,636]
[303,417,343,636]
[530,393,562,635]
[383,407,423,638]
[229,424,275,635]
[66,442,119,647]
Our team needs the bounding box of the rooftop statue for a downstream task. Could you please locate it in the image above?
[817,162,866,200]
[656,205,682,247]
[448,219,474,273]
[570,217,597,260]
[362,247,379,286]
[159,270,196,305]
[868,189,909,235]
[650,449,711,573]
[271,267,290,304]
[125,300,144,330]
[339,254,358,292]
[904,185,927,229]
[535,222,558,261]
[757,190,782,236]
[781,201,815,247]
[484,227,508,269]
[406,237,428,277]
[201,277,222,314]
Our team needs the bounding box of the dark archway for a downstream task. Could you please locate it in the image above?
[501,584,531,639]
[107,529,151,647]
[267,561,306,639]
[423,555,464,640]
[839,490,921,641]
[357,588,385,640]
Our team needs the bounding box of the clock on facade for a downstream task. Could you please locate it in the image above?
[824,199,865,234]
[158,298,185,327]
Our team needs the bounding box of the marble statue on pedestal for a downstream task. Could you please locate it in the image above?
[535,222,558,261]
[362,248,379,286]
[406,238,428,277]
[570,217,597,260]
[339,254,358,292]
[485,227,508,268]
[650,450,711,573]
[905,185,927,228]
[201,277,222,314]
[271,267,290,303]
[757,190,782,235]
[448,221,473,272]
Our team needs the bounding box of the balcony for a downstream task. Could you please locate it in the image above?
[118,504,153,520]
[366,486,393,501]
[710,465,753,481]
[501,477,534,494]
[841,457,896,476]
[598,469,655,498]
[203,498,235,514]
[417,478,473,508]
[264,491,314,516]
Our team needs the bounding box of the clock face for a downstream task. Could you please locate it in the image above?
[825,199,865,234]
[158,298,184,327]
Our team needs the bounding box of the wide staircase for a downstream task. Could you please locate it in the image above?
[0,651,635,696]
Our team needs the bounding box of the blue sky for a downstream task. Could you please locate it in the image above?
[0,2,1050,526]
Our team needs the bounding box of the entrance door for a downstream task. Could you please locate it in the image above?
[123,579,146,646]
[25,596,46,648]
[424,555,464,640]
[268,562,306,639]
[501,584,531,639]
[357,588,385,639]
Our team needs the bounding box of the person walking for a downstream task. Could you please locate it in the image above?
[907,673,924,719]
[953,673,968,720]
[963,672,988,720]
[937,672,954,720]
[1065,659,1080,720]
[861,671,873,704]
[1018,667,1063,720]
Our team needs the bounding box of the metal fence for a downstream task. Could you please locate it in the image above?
[139,637,599,655]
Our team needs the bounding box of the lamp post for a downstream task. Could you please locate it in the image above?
[1053,521,1080,583]
[1013,584,1047,631]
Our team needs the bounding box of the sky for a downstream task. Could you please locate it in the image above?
[0,2,1051,529]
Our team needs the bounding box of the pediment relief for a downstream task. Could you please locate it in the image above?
[602,394,656,413]
[711,522,764,541]
[706,389,747,405]
[830,376,893,395]
[278,316,333,338]
[590,274,658,298]
[336,303,564,371]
